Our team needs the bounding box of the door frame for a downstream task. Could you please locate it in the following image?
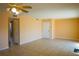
[8,17,20,47]
[42,19,52,39]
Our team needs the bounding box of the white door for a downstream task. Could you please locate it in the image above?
[42,20,51,38]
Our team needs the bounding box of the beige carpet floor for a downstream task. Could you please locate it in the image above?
[0,38,79,56]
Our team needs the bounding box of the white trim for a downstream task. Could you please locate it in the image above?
[0,47,9,51]
[20,38,42,45]
[55,38,79,41]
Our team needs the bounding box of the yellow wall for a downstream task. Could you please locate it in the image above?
[54,18,79,41]
[19,15,42,44]
[0,10,9,50]
[77,18,79,39]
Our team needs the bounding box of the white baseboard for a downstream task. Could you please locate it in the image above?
[54,38,79,41]
[0,47,9,51]
[20,38,42,45]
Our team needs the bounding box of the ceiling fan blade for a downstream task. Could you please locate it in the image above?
[16,7,29,13]
[8,4,32,9]
[14,6,29,13]
[22,6,32,9]
[8,4,16,8]
[20,9,29,13]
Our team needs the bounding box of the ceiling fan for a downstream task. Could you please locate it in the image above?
[7,3,32,15]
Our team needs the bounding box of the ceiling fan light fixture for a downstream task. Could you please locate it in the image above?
[11,8,17,13]
[15,11,20,15]
[11,8,20,15]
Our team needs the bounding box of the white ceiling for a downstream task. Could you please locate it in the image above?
[25,3,79,9]
[23,3,79,19]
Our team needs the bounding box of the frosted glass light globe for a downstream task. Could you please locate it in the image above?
[11,8,17,13]
[11,8,20,15]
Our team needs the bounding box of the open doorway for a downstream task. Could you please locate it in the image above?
[8,17,20,47]
[42,19,52,39]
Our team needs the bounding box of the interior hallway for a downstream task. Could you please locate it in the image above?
[0,38,79,56]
